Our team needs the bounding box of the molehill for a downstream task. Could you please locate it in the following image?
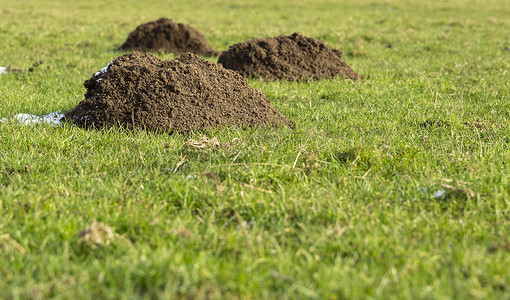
[119,18,219,56]
[63,52,293,133]
[218,32,361,81]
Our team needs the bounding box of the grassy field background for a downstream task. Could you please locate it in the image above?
[1,0,510,298]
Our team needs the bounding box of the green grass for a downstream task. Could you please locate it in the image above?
[1,0,510,298]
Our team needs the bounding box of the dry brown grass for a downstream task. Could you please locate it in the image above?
[77,222,115,248]
[184,136,221,149]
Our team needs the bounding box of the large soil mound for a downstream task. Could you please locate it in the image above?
[218,32,361,81]
[63,52,293,133]
[119,18,219,56]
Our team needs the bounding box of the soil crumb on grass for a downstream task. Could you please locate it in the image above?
[218,32,361,81]
[63,52,293,133]
[119,18,219,56]
[0,61,45,74]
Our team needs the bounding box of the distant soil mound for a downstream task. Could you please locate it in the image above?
[218,32,361,81]
[119,18,219,56]
[63,52,293,133]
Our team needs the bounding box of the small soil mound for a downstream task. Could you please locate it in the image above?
[218,32,361,81]
[118,18,219,56]
[63,52,293,133]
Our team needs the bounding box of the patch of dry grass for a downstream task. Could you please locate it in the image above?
[78,222,115,248]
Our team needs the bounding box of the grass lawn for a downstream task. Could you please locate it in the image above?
[1,0,509,298]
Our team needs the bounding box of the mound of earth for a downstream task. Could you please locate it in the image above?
[218,32,361,81]
[119,18,219,56]
[63,52,293,133]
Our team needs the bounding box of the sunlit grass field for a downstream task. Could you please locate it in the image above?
[1,0,509,298]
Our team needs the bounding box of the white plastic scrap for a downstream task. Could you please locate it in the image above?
[433,190,446,199]
[94,60,115,82]
[1,111,65,126]
[0,67,7,74]
[94,64,109,76]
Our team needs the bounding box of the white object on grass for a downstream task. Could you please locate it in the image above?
[433,190,446,199]
[0,67,7,74]
[94,63,111,76]
[94,60,115,82]
[1,111,65,126]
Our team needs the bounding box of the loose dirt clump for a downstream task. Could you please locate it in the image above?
[119,18,219,56]
[0,61,44,74]
[63,52,293,133]
[218,32,361,81]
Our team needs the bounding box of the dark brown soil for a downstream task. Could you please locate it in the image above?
[218,32,361,81]
[119,18,219,56]
[63,52,293,133]
[3,61,44,73]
